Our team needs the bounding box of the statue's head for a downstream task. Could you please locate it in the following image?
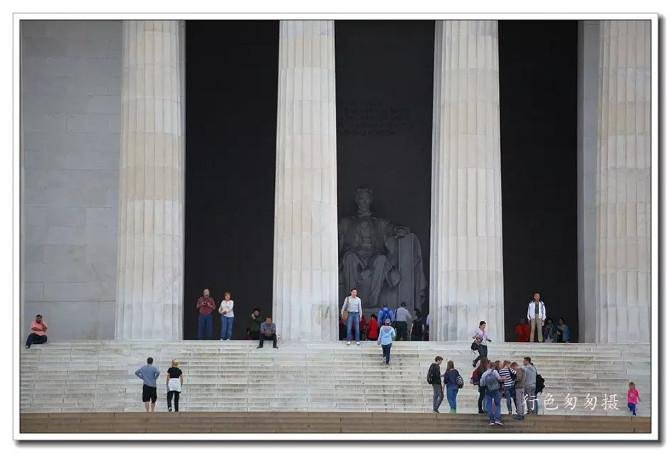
[354,187,373,211]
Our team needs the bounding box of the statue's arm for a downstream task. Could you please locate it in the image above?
[382,218,410,238]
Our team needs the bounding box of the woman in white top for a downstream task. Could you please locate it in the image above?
[219,291,235,340]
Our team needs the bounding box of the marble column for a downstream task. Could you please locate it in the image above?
[594,21,651,343]
[272,21,339,341]
[577,21,600,343]
[429,20,505,341]
[115,20,185,340]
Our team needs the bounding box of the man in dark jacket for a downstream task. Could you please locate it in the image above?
[428,356,444,413]
[247,308,262,340]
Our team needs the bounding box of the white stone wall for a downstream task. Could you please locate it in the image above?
[21,21,122,340]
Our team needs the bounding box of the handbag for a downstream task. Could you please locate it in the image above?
[341,297,349,321]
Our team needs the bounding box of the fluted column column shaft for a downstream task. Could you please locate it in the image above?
[430,20,505,341]
[272,20,338,341]
[116,20,185,340]
[595,20,651,343]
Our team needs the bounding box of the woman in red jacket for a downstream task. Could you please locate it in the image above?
[367,314,379,340]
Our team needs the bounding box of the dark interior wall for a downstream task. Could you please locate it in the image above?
[498,20,579,341]
[335,21,435,313]
[184,21,279,339]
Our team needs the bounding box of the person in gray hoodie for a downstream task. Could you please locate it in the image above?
[135,357,160,412]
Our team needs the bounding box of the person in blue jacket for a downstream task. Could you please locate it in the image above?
[377,318,396,365]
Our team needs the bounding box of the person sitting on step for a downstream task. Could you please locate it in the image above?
[257,317,278,349]
[25,314,48,349]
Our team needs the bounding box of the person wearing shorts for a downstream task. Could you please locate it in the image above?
[135,357,160,412]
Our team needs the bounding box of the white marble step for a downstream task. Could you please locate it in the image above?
[20,341,651,416]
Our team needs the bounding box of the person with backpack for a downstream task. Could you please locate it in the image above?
[377,318,396,365]
[470,361,488,414]
[377,304,395,328]
[341,288,363,346]
[443,360,463,414]
[522,356,540,415]
[480,360,504,426]
[427,356,444,413]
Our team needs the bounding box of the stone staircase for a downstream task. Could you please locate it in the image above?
[20,341,651,416]
[20,412,651,434]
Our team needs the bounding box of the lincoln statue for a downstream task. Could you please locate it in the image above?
[338,187,427,313]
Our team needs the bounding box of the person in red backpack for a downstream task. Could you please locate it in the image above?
[367,314,379,340]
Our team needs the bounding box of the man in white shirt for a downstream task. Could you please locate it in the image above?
[527,292,546,343]
[394,302,412,341]
[341,288,363,346]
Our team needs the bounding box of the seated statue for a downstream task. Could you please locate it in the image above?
[338,187,426,313]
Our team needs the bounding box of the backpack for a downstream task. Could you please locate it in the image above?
[379,308,393,324]
[484,371,499,392]
[456,373,464,389]
[470,368,481,386]
[535,372,546,394]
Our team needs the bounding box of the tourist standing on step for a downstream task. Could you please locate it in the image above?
[470,360,488,414]
[218,291,235,341]
[522,356,539,415]
[427,356,444,413]
[499,360,516,415]
[513,317,530,342]
[196,289,216,340]
[377,318,396,365]
[257,317,278,349]
[443,360,463,414]
[166,359,183,412]
[627,382,640,416]
[511,361,526,420]
[527,292,546,343]
[367,314,379,341]
[360,313,369,341]
[411,308,424,341]
[135,357,160,413]
[25,314,48,349]
[341,288,362,346]
[394,302,412,341]
[471,321,491,367]
[480,360,504,426]
[247,308,262,340]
